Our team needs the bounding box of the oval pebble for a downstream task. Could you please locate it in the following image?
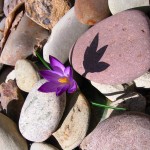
[80,112,150,150]
[43,7,89,63]
[53,91,90,150]
[19,79,66,142]
[70,10,150,85]
[108,0,150,15]
[15,59,40,92]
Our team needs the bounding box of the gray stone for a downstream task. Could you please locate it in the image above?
[108,0,150,15]
[43,7,89,63]
[0,113,28,150]
[19,79,66,142]
[91,81,135,101]
[15,59,40,92]
[134,72,150,88]
[30,143,59,150]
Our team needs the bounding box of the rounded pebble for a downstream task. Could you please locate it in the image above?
[70,10,150,84]
[19,79,66,142]
[81,112,150,150]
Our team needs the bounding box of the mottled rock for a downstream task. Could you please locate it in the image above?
[5,70,16,83]
[80,112,150,150]
[19,79,66,142]
[3,0,24,16]
[134,72,150,88]
[108,0,150,15]
[25,0,71,30]
[15,59,40,92]
[0,80,25,123]
[70,10,150,85]
[101,92,146,121]
[30,143,59,150]
[43,7,89,63]
[0,14,49,66]
[91,81,135,101]
[0,113,28,150]
[0,80,20,110]
[53,91,90,150]
[75,0,110,25]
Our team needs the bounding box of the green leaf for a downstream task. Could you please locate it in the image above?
[35,51,51,70]
[91,102,126,111]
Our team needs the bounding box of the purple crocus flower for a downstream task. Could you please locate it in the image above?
[38,55,77,96]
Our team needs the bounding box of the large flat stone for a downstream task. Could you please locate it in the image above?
[70,10,150,85]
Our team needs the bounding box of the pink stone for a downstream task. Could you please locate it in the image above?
[70,10,150,85]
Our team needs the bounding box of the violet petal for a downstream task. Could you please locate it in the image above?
[39,70,61,81]
[64,66,73,77]
[56,84,69,96]
[68,80,77,93]
[52,66,64,75]
[49,55,65,72]
[38,81,61,93]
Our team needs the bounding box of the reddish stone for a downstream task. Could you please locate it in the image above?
[70,10,150,85]
[75,0,110,25]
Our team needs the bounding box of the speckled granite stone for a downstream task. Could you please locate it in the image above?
[19,79,66,142]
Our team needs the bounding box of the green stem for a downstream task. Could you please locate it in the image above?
[35,51,51,70]
[91,102,126,111]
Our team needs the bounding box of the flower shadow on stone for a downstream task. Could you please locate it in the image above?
[82,33,110,77]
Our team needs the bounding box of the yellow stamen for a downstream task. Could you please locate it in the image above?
[58,77,69,83]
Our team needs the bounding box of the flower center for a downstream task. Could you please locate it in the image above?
[58,77,69,83]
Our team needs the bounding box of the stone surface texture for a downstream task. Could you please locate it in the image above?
[80,112,150,150]
[91,81,134,101]
[43,7,89,63]
[0,14,49,66]
[19,79,66,142]
[108,0,150,15]
[101,92,146,121]
[75,0,110,25]
[15,59,40,92]
[53,91,90,150]
[0,113,28,150]
[70,10,150,85]
[134,71,150,88]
